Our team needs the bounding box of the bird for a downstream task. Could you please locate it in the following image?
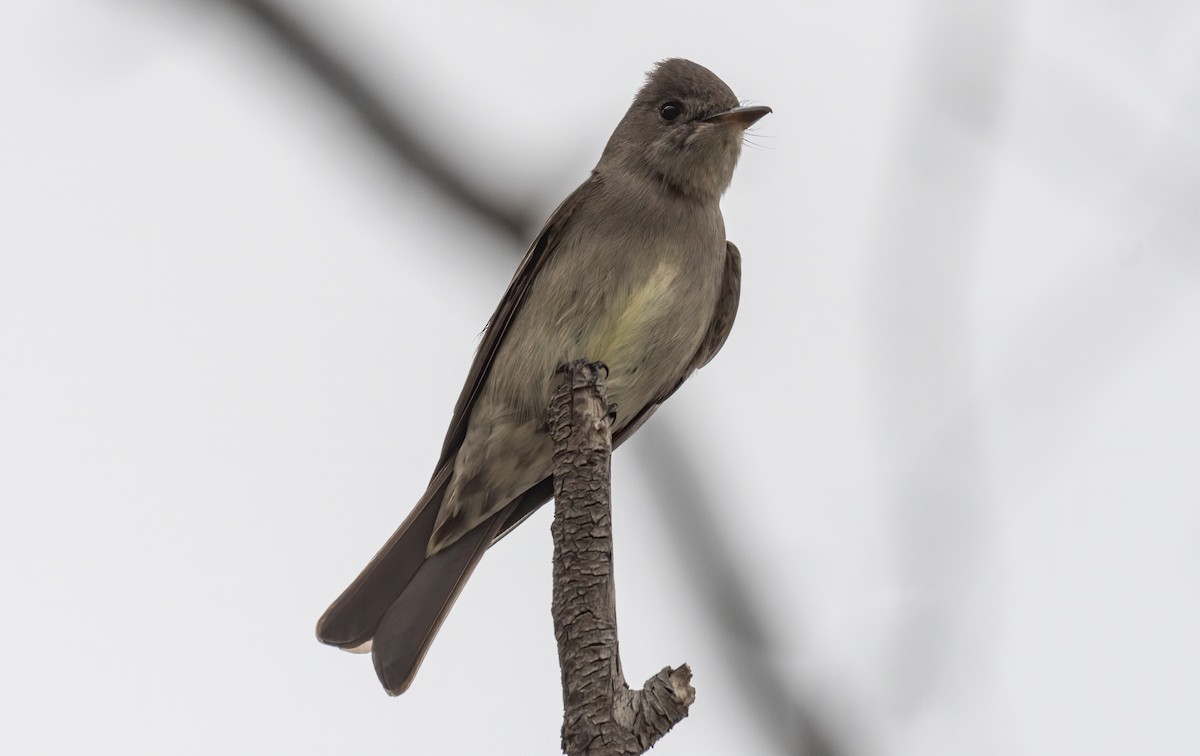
[316,58,770,695]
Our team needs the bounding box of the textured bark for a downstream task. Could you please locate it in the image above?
[549,361,695,755]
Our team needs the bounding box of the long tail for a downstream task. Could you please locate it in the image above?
[315,466,513,695]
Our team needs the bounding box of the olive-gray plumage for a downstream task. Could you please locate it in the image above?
[316,58,769,695]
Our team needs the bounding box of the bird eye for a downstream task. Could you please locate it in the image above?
[659,102,682,121]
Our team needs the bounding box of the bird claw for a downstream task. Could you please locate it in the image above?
[556,359,607,379]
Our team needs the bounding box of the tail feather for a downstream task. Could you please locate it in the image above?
[316,466,452,649]
[371,507,510,695]
[317,465,519,694]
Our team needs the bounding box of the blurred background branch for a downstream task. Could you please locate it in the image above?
[868,0,1015,714]
[217,0,536,241]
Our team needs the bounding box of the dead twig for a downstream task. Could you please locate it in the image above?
[549,360,694,755]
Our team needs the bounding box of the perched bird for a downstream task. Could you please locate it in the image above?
[316,58,769,695]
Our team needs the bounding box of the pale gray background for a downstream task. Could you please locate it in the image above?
[3,1,1199,754]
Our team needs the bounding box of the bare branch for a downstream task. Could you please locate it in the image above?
[549,361,693,755]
